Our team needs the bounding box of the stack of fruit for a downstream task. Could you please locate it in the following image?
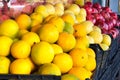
[0,1,116,80]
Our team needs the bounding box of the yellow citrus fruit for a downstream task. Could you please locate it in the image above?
[31,41,54,65]
[43,15,56,23]
[62,13,75,26]
[0,56,11,74]
[10,58,31,74]
[25,57,35,71]
[38,63,61,76]
[31,24,42,33]
[69,67,92,80]
[0,36,13,56]
[15,14,31,30]
[17,29,29,38]
[0,19,19,38]
[93,26,101,33]
[73,21,93,37]
[51,44,63,55]
[21,32,40,46]
[84,56,96,71]
[61,74,79,80]
[88,30,103,44]
[75,36,89,50]
[11,40,31,59]
[30,12,43,26]
[86,48,96,58]
[48,16,65,33]
[69,48,88,67]
[79,8,86,17]
[57,32,76,52]
[53,53,73,73]
[34,5,49,18]
[54,2,64,11]
[38,23,59,43]
[99,43,109,51]
[63,22,74,34]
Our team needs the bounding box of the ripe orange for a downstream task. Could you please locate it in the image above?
[15,14,31,30]
[68,67,92,80]
[10,58,31,74]
[69,48,88,67]
[53,53,73,73]
[57,32,76,52]
[86,48,96,58]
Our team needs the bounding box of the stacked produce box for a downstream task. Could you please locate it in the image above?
[0,0,120,80]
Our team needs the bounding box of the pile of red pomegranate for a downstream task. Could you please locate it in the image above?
[84,2,120,38]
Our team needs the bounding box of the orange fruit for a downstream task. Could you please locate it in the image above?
[69,48,88,67]
[68,67,92,80]
[86,48,96,58]
[10,58,31,74]
[75,36,89,50]
[53,53,73,73]
[61,13,75,26]
[51,44,63,55]
[15,14,31,30]
[11,40,31,59]
[84,56,96,71]
[31,24,42,33]
[57,32,76,52]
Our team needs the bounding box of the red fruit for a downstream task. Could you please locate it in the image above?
[86,14,96,24]
[0,15,10,23]
[92,8,98,13]
[97,21,109,31]
[109,28,119,38]
[109,12,118,20]
[116,19,120,27]
[93,3,101,10]
[22,5,33,15]
[102,7,112,12]
[84,2,93,7]
[105,19,114,30]
[93,13,105,21]
[101,11,110,19]
[84,7,93,15]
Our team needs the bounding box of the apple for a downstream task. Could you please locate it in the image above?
[93,3,102,10]
[108,28,119,38]
[102,7,112,13]
[97,21,109,31]
[22,5,33,15]
[109,12,118,20]
[116,19,120,27]
[92,8,98,13]
[86,14,96,24]
[0,15,10,23]
[105,19,114,30]
[93,13,105,21]
[84,7,93,15]
[100,11,110,19]
[84,2,93,7]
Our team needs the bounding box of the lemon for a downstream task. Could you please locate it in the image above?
[0,19,19,38]
[0,36,13,56]
[11,40,31,59]
[38,63,61,76]
[62,74,79,80]
[51,44,63,55]
[53,53,73,73]
[21,32,40,46]
[31,41,54,65]
[38,23,59,43]
[0,56,11,74]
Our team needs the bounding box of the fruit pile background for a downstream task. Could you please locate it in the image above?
[0,0,120,80]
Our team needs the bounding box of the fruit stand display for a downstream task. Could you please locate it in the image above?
[0,0,120,80]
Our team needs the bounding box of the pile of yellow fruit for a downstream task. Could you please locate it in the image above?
[0,2,112,80]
